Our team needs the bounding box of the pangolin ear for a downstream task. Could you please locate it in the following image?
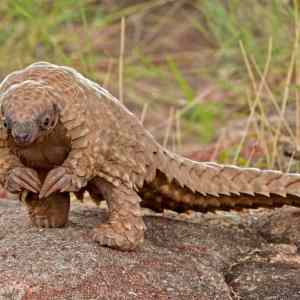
[53,102,61,114]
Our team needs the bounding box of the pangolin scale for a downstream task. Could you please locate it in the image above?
[0,62,299,250]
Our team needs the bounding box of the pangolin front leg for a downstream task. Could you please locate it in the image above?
[6,166,41,194]
[91,178,145,251]
[24,192,70,228]
[0,151,70,228]
[39,101,92,199]
[23,170,70,228]
[39,166,87,199]
[0,145,41,195]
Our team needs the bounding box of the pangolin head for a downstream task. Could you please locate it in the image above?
[0,80,60,146]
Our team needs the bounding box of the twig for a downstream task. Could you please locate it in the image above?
[234,39,273,164]
[163,107,175,148]
[271,42,298,167]
[294,0,300,147]
[119,17,126,103]
[103,58,113,89]
[140,103,149,124]
[210,128,226,162]
[175,113,182,152]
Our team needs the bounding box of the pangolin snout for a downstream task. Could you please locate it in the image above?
[14,131,32,144]
[12,122,36,145]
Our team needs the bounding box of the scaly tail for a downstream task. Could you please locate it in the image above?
[139,148,300,213]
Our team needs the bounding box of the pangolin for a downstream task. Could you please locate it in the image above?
[0,62,300,250]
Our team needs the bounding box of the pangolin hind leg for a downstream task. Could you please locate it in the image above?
[22,170,70,228]
[90,177,145,251]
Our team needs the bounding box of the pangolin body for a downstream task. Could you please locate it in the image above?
[0,62,300,250]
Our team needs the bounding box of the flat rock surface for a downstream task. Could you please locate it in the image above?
[0,199,300,300]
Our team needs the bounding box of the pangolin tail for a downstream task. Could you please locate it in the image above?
[139,148,300,213]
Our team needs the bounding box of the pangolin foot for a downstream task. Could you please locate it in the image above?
[24,192,70,228]
[91,221,145,251]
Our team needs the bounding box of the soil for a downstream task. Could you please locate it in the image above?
[0,198,300,299]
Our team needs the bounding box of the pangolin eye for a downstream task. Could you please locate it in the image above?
[40,114,55,130]
[2,118,11,130]
[3,118,10,129]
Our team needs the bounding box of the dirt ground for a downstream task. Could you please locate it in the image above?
[0,198,300,300]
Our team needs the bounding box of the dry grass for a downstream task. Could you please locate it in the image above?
[0,0,299,170]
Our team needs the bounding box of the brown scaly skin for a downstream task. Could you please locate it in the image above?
[1,62,300,251]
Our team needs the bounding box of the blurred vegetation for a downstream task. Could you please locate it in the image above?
[0,0,299,169]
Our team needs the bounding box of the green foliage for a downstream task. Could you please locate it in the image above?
[219,148,248,166]
[0,0,298,157]
[167,57,222,142]
[193,0,296,95]
[183,102,222,143]
[167,57,195,102]
[194,0,294,60]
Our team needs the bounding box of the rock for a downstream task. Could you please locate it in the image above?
[0,200,300,299]
[0,188,17,200]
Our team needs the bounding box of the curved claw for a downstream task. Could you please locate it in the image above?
[6,167,41,194]
[39,167,85,198]
[39,167,71,199]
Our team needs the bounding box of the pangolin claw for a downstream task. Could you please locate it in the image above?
[5,167,41,194]
[39,166,84,198]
